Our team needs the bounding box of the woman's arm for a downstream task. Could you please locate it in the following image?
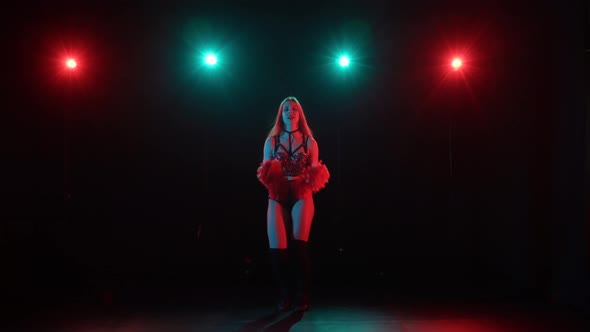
[257,137,282,185]
[302,137,330,192]
[263,137,273,162]
[308,137,319,166]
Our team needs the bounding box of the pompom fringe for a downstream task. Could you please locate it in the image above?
[256,159,283,191]
[302,161,330,193]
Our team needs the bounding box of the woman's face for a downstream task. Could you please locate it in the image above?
[282,100,300,125]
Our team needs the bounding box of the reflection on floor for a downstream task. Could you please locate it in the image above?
[4,285,588,332]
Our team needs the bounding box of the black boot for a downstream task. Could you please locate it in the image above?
[269,248,291,312]
[292,240,311,312]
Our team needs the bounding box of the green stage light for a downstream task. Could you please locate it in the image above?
[338,55,350,67]
[204,53,217,66]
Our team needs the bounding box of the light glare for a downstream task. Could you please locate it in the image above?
[339,56,350,67]
[66,58,77,69]
[451,58,462,70]
[205,53,217,65]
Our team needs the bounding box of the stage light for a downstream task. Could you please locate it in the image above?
[204,53,217,66]
[338,55,350,67]
[66,58,77,69]
[451,57,462,70]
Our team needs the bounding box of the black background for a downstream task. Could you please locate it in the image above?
[3,0,588,311]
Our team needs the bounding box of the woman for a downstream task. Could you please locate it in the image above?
[257,96,330,312]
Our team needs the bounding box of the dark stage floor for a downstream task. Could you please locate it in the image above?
[4,283,589,332]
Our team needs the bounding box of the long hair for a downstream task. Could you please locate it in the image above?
[267,96,314,138]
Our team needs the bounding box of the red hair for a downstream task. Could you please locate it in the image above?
[267,96,314,138]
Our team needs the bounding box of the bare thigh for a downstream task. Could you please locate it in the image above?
[267,199,291,249]
[291,196,315,242]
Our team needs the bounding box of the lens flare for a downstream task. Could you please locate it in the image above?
[66,58,77,69]
[451,57,462,70]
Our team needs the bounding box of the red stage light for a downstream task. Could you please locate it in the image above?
[451,57,462,70]
[66,58,77,69]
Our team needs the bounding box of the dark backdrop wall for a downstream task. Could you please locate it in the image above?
[3,0,588,309]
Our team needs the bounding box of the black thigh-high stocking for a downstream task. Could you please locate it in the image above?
[269,248,291,311]
[291,239,311,311]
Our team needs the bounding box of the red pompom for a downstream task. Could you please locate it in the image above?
[302,161,330,193]
[257,160,283,191]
